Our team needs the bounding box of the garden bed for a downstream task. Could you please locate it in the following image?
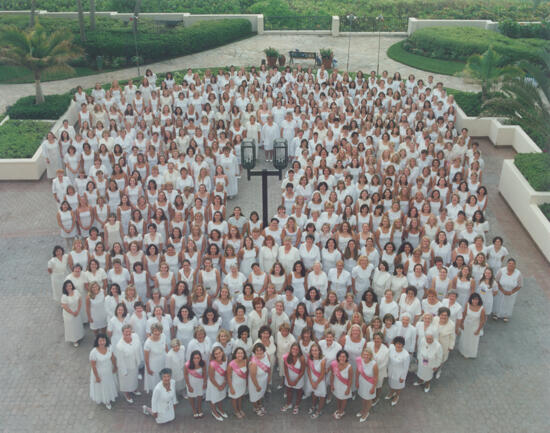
[387,40,465,75]
[0,119,53,159]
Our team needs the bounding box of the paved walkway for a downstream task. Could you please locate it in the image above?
[0,138,548,433]
[0,34,479,113]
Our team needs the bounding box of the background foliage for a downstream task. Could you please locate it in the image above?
[0,119,52,158]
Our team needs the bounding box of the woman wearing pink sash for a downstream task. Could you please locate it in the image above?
[184,350,207,418]
[355,348,378,423]
[248,342,271,416]
[281,343,306,414]
[330,349,352,420]
[227,347,248,418]
[306,342,326,419]
[206,346,228,421]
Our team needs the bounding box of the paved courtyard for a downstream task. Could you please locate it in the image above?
[0,138,548,433]
[0,33,479,114]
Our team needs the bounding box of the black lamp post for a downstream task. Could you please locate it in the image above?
[242,138,289,228]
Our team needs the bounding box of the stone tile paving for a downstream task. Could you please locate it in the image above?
[0,34,480,114]
[0,139,548,433]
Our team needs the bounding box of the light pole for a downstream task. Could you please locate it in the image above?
[242,138,289,228]
[131,15,141,76]
[346,14,356,71]
[376,15,384,76]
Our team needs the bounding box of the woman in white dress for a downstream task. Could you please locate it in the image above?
[249,342,272,416]
[206,346,228,421]
[142,368,177,424]
[184,350,208,418]
[281,343,306,414]
[165,338,186,397]
[61,280,84,347]
[227,347,248,418]
[89,333,118,410]
[107,302,128,349]
[174,305,197,349]
[86,282,107,334]
[116,324,143,403]
[48,245,68,302]
[477,267,498,316]
[356,347,378,423]
[57,201,77,248]
[386,336,410,406]
[306,342,327,419]
[458,293,486,358]
[144,322,168,393]
[219,146,239,198]
[330,349,352,420]
[413,333,443,392]
[495,258,522,321]
[432,307,456,379]
[248,297,268,340]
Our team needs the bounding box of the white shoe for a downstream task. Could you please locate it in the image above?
[134,391,141,396]
[435,369,442,380]
[105,403,112,410]
[356,412,362,418]
[142,405,148,415]
[424,385,431,393]
[359,413,369,423]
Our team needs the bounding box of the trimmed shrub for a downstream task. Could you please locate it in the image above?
[406,27,549,64]
[0,120,52,159]
[514,153,550,192]
[7,94,72,120]
[499,20,550,40]
[446,89,482,116]
[82,19,254,63]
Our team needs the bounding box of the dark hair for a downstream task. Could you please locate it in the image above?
[305,286,321,301]
[52,245,64,257]
[405,286,418,297]
[188,350,205,368]
[293,260,306,276]
[438,307,451,317]
[329,306,348,324]
[468,292,483,306]
[231,346,248,362]
[237,325,250,339]
[285,342,303,365]
[177,304,195,321]
[93,333,111,347]
[383,313,396,324]
[335,349,349,362]
[252,342,266,354]
[361,289,378,303]
[108,283,121,296]
[201,307,219,324]
[115,302,128,318]
[62,279,74,295]
[258,325,272,339]
[133,300,145,310]
[392,336,405,346]
[159,368,172,378]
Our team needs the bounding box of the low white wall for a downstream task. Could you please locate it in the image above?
[0,100,79,181]
[454,105,541,154]
[498,160,550,261]
[407,17,499,35]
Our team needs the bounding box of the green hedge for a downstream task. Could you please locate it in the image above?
[7,94,72,120]
[0,120,52,158]
[514,153,550,192]
[446,89,482,116]
[405,27,549,64]
[82,19,253,63]
[387,41,465,76]
[499,20,550,40]
[540,203,550,222]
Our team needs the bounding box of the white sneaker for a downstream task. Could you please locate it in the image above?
[105,403,112,410]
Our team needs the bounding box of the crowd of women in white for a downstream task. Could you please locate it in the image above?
[46,64,523,424]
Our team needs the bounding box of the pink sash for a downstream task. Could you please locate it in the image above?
[210,360,226,376]
[307,358,322,378]
[331,360,350,386]
[251,356,270,373]
[355,357,375,385]
[283,353,301,375]
[229,360,247,379]
[186,361,203,379]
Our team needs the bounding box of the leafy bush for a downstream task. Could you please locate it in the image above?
[264,47,280,57]
[514,153,550,191]
[7,94,72,120]
[406,27,549,64]
[540,203,550,222]
[500,20,550,40]
[82,19,253,63]
[0,120,52,159]
[387,40,465,75]
[446,89,482,116]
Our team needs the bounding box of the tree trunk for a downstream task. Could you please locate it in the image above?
[76,0,86,42]
[34,71,44,105]
[90,0,96,31]
[133,0,142,33]
[30,0,36,27]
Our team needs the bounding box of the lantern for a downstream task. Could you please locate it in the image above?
[241,139,256,171]
[273,138,288,171]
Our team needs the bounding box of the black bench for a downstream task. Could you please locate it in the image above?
[289,50,321,66]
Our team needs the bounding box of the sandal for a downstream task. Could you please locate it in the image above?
[281,404,293,412]
[311,411,321,419]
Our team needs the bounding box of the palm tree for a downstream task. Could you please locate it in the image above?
[482,78,550,151]
[0,24,84,104]
[519,48,550,102]
[459,46,521,101]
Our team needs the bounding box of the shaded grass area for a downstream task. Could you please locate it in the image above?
[387,40,465,75]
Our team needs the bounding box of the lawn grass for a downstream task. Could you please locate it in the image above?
[387,40,466,76]
[0,120,52,158]
[0,65,117,84]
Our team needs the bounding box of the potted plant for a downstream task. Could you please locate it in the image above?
[264,47,279,68]
[320,48,333,69]
[278,54,286,67]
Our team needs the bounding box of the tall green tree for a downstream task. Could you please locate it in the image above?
[459,46,520,100]
[30,0,36,27]
[90,0,96,31]
[76,0,86,42]
[482,78,550,151]
[0,24,84,104]
[519,48,550,102]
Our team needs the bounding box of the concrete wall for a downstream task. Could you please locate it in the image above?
[0,100,79,181]
[499,160,550,262]
[454,105,541,154]
[407,17,499,35]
